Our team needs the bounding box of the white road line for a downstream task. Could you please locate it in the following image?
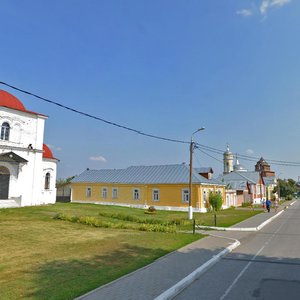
[219,218,287,300]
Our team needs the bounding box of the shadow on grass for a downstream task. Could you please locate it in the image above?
[25,244,168,300]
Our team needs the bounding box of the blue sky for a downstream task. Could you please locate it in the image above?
[1,0,299,180]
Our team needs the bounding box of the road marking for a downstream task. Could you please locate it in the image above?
[220,220,286,300]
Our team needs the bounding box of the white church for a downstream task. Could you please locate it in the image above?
[0,89,58,208]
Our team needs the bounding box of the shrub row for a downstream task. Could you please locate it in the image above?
[98,211,187,226]
[53,213,177,233]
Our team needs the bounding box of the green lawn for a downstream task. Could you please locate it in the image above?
[0,203,201,300]
[193,207,263,227]
[0,203,262,299]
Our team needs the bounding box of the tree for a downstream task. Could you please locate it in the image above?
[209,191,223,226]
[56,176,74,196]
[273,179,297,200]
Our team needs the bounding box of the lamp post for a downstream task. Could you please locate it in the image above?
[188,127,205,220]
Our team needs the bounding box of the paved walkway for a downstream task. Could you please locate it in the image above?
[76,201,295,300]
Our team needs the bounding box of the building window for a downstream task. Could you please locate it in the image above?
[133,188,140,200]
[203,190,207,203]
[44,172,50,190]
[152,189,160,201]
[182,189,189,203]
[1,122,10,141]
[102,187,108,199]
[86,187,92,198]
[112,188,118,199]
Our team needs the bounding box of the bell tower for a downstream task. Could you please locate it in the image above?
[223,144,233,174]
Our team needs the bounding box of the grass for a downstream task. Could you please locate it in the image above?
[0,203,263,299]
[193,207,263,227]
[0,203,201,300]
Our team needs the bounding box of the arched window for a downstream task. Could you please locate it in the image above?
[1,122,10,141]
[45,172,50,190]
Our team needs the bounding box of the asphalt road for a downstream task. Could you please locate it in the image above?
[175,201,300,300]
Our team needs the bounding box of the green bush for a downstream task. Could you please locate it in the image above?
[208,192,223,212]
[54,213,177,233]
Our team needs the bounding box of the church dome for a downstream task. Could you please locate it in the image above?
[43,144,55,159]
[0,90,26,111]
[234,164,247,172]
[233,158,247,172]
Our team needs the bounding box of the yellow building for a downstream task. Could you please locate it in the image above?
[71,164,225,212]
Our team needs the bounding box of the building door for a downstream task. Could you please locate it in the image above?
[0,166,10,199]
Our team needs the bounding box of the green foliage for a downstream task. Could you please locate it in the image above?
[208,192,223,212]
[98,211,186,226]
[54,213,177,233]
[241,202,252,207]
[274,179,297,199]
[56,176,75,189]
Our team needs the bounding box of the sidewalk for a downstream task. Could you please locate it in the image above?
[76,201,295,300]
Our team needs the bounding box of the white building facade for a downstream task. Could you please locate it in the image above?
[0,90,57,208]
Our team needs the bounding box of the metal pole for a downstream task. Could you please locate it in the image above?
[188,138,194,220]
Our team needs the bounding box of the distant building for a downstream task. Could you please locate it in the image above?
[194,167,214,180]
[223,145,234,174]
[0,90,58,208]
[219,146,268,205]
[71,164,226,212]
[255,157,275,177]
[219,170,266,205]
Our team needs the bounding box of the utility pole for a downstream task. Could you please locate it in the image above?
[188,127,205,220]
[188,139,194,220]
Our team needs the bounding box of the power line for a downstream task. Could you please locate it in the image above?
[0,81,189,145]
[195,142,300,165]
[1,81,300,167]
[195,147,223,163]
[194,143,300,167]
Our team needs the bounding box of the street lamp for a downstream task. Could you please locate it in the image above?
[188,127,205,220]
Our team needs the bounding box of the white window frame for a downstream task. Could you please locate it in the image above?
[182,189,189,203]
[86,187,92,198]
[133,188,140,200]
[102,187,108,199]
[152,189,160,202]
[112,187,118,199]
[1,122,10,141]
[44,172,51,190]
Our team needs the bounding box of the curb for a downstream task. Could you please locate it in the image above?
[155,201,297,300]
[196,204,292,232]
[154,239,240,300]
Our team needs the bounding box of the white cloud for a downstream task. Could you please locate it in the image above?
[89,156,107,162]
[246,149,254,155]
[260,0,291,15]
[236,9,253,17]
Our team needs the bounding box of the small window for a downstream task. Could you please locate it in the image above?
[203,190,207,203]
[86,187,92,198]
[182,189,189,203]
[1,122,10,141]
[44,172,50,190]
[152,189,160,201]
[133,188,140,200]
[112,188,118,199]
[102,187,108,199]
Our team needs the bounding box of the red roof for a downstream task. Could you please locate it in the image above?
[0,90,26,111]
[0,89,47,117]
[43,144,56,160]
